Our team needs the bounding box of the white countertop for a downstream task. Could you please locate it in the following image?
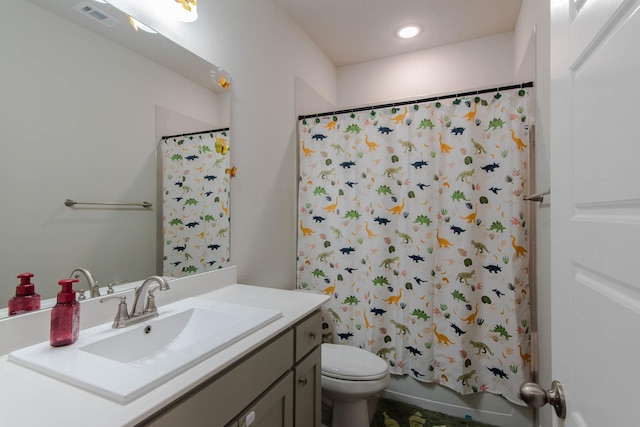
[0,268,328,426]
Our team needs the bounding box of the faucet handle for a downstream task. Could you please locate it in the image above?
[144,287,159,314]
[77,289,87,301]
[100,296,130,329]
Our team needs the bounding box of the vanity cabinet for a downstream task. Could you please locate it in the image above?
[140,310,321,427]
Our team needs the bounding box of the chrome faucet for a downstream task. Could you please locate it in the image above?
[70,268,100,298]
[130,276,170,317]
[100,276,170,328]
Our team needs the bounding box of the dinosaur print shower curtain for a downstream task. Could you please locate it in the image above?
[296,88,532,404]
[161,130,230,277]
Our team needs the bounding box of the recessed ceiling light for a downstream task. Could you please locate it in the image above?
[397,25,422,39]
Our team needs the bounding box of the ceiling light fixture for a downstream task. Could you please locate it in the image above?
[396,25,422,39]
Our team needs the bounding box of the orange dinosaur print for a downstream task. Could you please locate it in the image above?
[510,235,527,257]
[221,201,229,216]
[439,132,453,154]
[320,284,335,295]
[435,228,453,249]
[323,197,338,213]
[463,102,478,122]
[301,140,315,157]
[324,120,337,130]
[390,106,408,124]
[383,289,403,306]
[387,198,406,215]
[365,134,380,151]
[460,205,478,224]
[511,129,527,151]
[433,323,454,345]
[460,303,479,325]
[365,221,378,239]
[518,344,531,364]
[299,220,314,237]
[364,310,373,329]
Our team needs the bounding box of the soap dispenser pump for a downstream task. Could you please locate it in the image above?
[8,272,41,316]
[50,278,80,347]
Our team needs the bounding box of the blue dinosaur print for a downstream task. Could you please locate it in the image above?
[185,222,200,228]
[207,244,220,250]
[450,225,466,235]
[337,332,354,340]
[370,307,387,316]
[408,254,425,263]
[377,126,394,134]
[340,161,356,168]
[340,247,355,254]
[204,175,217,181]
[451,126,465,135]
[312,134,327,140]
[414,277,428,285]
[483,264,502,274]
[487,367,509,379]
[411,369,425,378]
[312,216,326,223]
[345,181,358,187]
[416,183,430,190]
[185,155,199,161]
[481,163,500,172]
[411,160,429,169]
[374,216,391,225]
[489,187,502,194]
[492,288,506,298]
[450,323,467,336]
[405,345,423,356]
[173,245,186,252]
[344,267,357,274]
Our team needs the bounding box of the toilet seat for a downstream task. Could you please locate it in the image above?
[321,343,389,381]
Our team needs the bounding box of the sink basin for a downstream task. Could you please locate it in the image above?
[8,297,282,403]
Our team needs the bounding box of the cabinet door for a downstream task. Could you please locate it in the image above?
[237,372,293,427]
[294,346,321,427]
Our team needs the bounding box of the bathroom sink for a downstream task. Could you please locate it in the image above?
[8,297,282,403]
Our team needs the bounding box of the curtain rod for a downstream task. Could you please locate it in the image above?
[162,127,229,140]
[298,81,534,120]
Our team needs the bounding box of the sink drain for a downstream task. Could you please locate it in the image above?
[144,325,152,334]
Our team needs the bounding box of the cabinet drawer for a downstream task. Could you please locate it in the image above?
[294,310,321,362]
[142,331,294,427]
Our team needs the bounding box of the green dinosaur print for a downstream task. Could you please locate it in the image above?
[487,117,506,130]
[171,154,183,161]
[204,214,216,222]
[383,167,403,178]
[456,169,475,183]
[313,186,328,196]
[451,190,468,202]
[184,198,198,206]
[397,139,417,152]
[182,265,198,274]
[330,143,344,153]
[318,169,335,179]
[451,290,468,302]
[380,257,399,268]
[491,324,512,339]
[217,228,228,237]
[316,251,333,262]
[312,268,325,277]
[457,370,477,385]
[395,230,413,244]
[330,226,343,238]
[487,221,506,233]
[456,270,475,286]
[411,308,430,321]
[343,210,361,219]
[343,296,360,305]
[169,219,183,226]
[376,347,396,360]
[471,138,487,154]
[390,319,411,335]
[200,145,213,153]
[470,240,490,254]
[469,340,494,355]
[417,118,435,130]
[328,308,342,323]
[373,276,390,286]
[414,215,433,226]
[345,124,362,133]
[376,185,394,195]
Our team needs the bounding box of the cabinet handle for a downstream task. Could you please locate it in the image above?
[309,332,316,340]
[299,377,308,386]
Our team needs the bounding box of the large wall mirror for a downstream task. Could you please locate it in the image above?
[0,0,231,316]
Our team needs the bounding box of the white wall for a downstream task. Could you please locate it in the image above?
[337,32,515,108]
[0,1,221,302]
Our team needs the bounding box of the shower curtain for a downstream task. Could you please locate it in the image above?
[161,130,230,276]
[296,87,532,404]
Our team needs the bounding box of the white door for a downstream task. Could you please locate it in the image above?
[548,0,640,425]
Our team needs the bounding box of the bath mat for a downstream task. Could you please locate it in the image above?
[370,398,498,427]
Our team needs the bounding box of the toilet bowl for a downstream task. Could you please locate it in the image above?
[321,343,390,427]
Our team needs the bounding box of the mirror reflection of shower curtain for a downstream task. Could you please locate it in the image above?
[161,130,230,276]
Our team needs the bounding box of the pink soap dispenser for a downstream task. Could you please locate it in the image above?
[50,278,80,347]
[8,272,41,316]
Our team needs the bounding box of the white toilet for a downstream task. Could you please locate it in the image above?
[321,343,390,427]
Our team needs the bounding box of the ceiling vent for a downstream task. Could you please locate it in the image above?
[73,2,120,27]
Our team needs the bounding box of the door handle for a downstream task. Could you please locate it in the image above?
[519,380,566,419]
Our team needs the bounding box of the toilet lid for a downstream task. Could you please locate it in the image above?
[321,343,389,381]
